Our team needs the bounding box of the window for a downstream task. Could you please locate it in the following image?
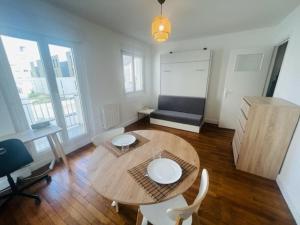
[0,34,88,155]
[122,51,144,93]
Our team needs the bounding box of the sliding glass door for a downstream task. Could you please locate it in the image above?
[0,33,88,156]
[48,44,86,139]
[1,35,57,152]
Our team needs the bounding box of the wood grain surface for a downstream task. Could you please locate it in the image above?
[0,121,295,225]
[88,130,200,205]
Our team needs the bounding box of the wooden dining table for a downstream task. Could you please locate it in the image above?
[87,130,200,206]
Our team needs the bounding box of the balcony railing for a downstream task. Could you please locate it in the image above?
[22,96,80,129]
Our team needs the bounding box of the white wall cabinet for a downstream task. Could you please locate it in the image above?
[160,50,211,98]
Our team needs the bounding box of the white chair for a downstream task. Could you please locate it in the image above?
[91,127,125,146]
[91,127,125,212]
[137,169,209,225]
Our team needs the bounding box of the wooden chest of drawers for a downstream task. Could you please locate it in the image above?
[233,96,300,180]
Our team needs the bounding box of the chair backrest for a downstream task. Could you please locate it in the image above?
[91,127,125,146]
[0,139,33,178]
[166,169,209,222]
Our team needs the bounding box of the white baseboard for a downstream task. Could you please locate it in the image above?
[120,117,140,128]
[64,138,91,155]
[204,118,219,124]
[277,175,300,224]
[150,118,200,133]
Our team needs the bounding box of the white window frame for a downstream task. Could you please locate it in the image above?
[121,50,144,94]
[0,29,91,159]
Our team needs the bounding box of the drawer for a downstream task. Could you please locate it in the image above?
[232,137,239,165]
[233,132,241,152]
[241,99,250,119]
[236,120,244,142]
[238,110,247,132]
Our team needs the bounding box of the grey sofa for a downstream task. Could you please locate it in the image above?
[150,95,205,132]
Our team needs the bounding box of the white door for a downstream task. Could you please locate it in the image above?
[219,48,273,129]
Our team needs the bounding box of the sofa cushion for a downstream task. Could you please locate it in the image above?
[158,95,206,115]
[150,110,203,126]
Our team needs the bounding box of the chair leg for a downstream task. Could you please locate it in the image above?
[191,212,201,225]
[111,201,119,213]
[18,192,41,205]
[136,208,145,225]
[1,191,41,206]
[0,194,13,207]
[142,217,148,225]
[18,192,40,200]
[1,174,43,206]
[175,216,184,225]
[0,192,14,200]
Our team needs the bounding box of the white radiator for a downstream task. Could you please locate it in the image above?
[101,103,120,129]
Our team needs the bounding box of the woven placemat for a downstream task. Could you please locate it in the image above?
[128,150,197,202]
[102,132,150,157]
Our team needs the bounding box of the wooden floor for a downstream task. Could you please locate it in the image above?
[0,121,296,225]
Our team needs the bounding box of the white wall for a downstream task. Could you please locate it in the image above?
[272,5,300,224]
[0,0,153,142]
[152,27,275,123]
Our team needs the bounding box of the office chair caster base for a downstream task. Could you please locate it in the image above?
[46,175,52,184]
[18,192,41,204]
[35,197,41,205]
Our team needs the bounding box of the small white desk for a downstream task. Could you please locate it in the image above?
[0,125,70,170]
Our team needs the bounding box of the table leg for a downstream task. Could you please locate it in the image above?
[47,135,60,161]
[136,208,146,225]
[50,133,70,171]
[111,201,119,213]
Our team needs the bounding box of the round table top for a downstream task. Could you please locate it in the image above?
[87,130,200,205]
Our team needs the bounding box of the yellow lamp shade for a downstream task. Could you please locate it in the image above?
[152,16,171,42]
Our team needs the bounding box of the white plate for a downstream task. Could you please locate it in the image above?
[147,158,182,184]
[111,134,136,147]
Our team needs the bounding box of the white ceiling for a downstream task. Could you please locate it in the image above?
[43,0,300,43]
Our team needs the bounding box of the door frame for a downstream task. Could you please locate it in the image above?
[262,38,289,96]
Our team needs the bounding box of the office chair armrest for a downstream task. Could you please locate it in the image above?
[17,160,55,184]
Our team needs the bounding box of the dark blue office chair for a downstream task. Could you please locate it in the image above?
[0,139,52,205]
